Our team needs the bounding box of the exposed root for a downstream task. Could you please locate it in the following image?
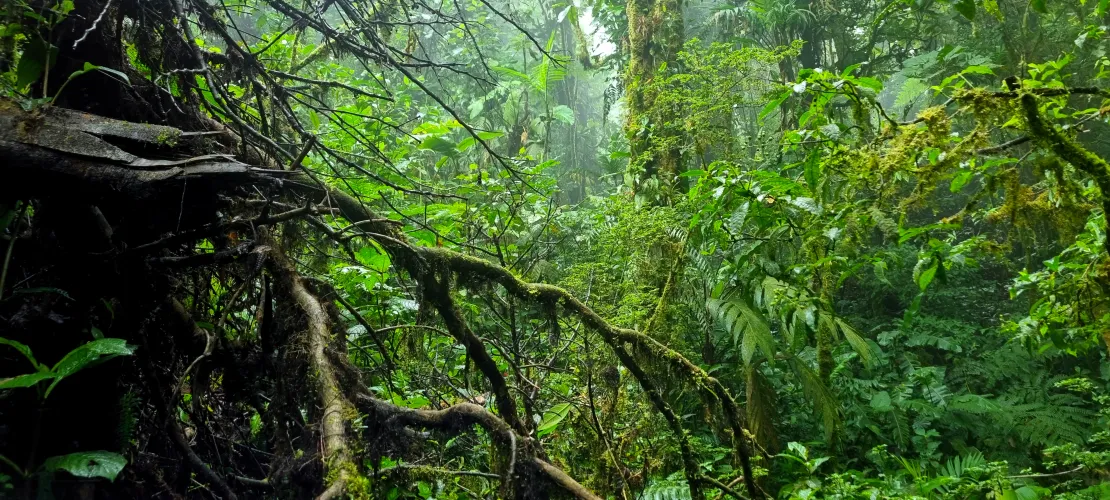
[264,231,356,500]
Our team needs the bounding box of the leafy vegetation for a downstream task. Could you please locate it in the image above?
[0,0,1109,498]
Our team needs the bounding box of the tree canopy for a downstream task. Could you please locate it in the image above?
[1,0,1109,499]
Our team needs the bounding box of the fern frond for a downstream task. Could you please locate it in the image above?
[642,478,693,500]
[746,364,780,451]
[708,297,774,365]
[834,316,874,366]
[789,356,840,439]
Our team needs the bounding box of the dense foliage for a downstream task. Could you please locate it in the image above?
[1,0,1109,498]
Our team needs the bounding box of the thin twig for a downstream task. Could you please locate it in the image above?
[0,203,28,301]
[73,0,115,49]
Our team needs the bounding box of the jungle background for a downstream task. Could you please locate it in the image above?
[1,0,1109,498]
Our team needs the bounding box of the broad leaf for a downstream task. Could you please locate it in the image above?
[419,136,458,157]
[45,338,136,398]
[0,337,38,368]
[42,451,126,481]
[835,317,874,366]
[708,297,774,365]
[16,38,57,89]
[551,105,575,125]
[537,403,573,437]
[953,0,976,20]
[0,372,56,390]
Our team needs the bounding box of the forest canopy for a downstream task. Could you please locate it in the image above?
[1,0,1109,499]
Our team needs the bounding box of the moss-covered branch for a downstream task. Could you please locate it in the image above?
[1020,92,1110,255]
[356,395,602,500]
[412,246,762,498]
[314,188,760,497]
[264,232,356,500]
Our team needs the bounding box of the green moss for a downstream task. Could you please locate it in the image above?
[154,127,180,147]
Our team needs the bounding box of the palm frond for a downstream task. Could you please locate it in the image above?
[708,296,774,365]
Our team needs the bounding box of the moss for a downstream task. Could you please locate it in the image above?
[154,127,180,147]
[1020,92,1110,255]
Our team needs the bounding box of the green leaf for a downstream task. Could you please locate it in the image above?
[42,451,126,481]
[898,223,959,244]
[950,170,973,193]
[16,38,57,89]
[895,78,929,109]
[356,245,391,273]
[788,357,840,438]
[856,77,883,92]
[962,65,995,75]
[45,339,136,398]
[983,0,1003,18]
[835,317,873,367]
[419,136,458,157]
[490,66,530,83]
[870,391,892,411]
[80,62,130,85]
[0,337,38,368]
[551,105,575,125]
[918,260,939,291]
[953,0,976,20]
[537,403,573,437]
[458,130,505,152]
[758,91,789,124]
[1013,486,1040,500]
[804,151,822,192]
[0,372,56,390]
[1099,0,1109,16]
[709,298,774,365]
[921,476,957,494]
[1030,0,1046,13]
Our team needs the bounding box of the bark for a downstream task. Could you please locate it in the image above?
[265,232,356,500]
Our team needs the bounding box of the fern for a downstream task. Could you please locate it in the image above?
[707,296,774,365]
[939,450,985,478]
[641,478,693,500]
[789,356,841,439]
[1001,396,1095,446]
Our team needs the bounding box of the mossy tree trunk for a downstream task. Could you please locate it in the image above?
[625,0,684,197]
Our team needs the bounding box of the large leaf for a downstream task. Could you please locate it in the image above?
[42,451,126,481]
[418,136,459,157]
[536,402,573,437]
[45,338,136,398]
[788,357,840,439]
[457,130,504,152]
[0,372,56,390]
[758,90,790,124]
[952,0,976,20]
[0,337,39,368]
[551,105,575,125]
[746,365,780,450]
[708,297,774,365]
[834,317,874,367]
[16,38,57,89]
